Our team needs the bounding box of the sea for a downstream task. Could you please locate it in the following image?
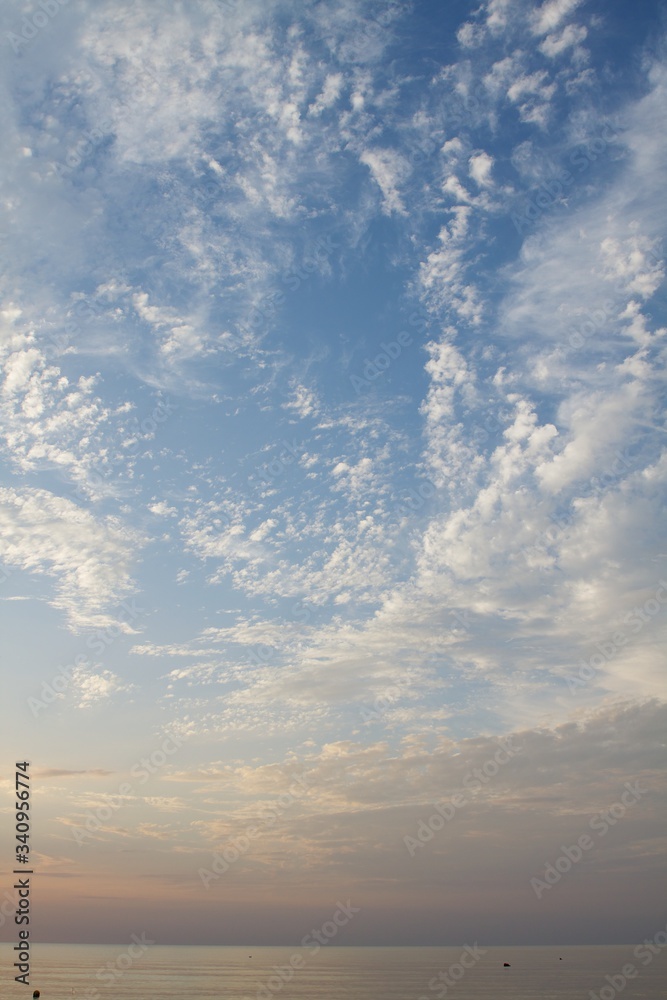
[1,944,665,1000]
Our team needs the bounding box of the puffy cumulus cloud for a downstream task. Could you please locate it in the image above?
[419,337,481,490]
[133,293,211,363]
[0,309,141,497]
[282,381,319,418]
[499,73,667,359]
[531,0,583,37]
[485,0,514,35]
[71,664,134,708]
[539,22,588,58]
[359,147,412,215]
[330,455,378,496]
[418,207,485,325]
[0,305,34,357]
[457,21,486,49]
[0,488,142,629]
[148,500,178,517]
[308,72,344,115]
[178,497,272,579]
[599,236,665,301]
[534,382,651,495]
[507,70,554,104]
[451,3,590,130]
[158,403,411,612]
[230,511,397,608]
[400,361,666,709]
[469,151,494,186]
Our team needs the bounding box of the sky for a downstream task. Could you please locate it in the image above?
[0,0,666,949]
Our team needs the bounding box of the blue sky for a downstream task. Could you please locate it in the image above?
[0,0,666,947]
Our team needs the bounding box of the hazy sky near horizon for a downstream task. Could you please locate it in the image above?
[0,0,666,947]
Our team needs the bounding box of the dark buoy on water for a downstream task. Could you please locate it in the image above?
[503,962,511,967]
[33,992,40,998]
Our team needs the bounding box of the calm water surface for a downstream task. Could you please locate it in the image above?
[1,944,665,1000]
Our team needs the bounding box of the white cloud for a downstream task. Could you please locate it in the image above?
[485,0,513,34]
[507,71,555,104]
[149,500,178,517]
[309,73,344,115]
[0,320,136,497]
[540,23,588,57]
[71,664,133,708]
[457,22,485,49]
[282,382,319,418]
[0,488,142,630]
[469,151,494,186]
[535,382,650,494]
[360,148,411,215]
[531,0,583,36]
[419,208,485,325]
